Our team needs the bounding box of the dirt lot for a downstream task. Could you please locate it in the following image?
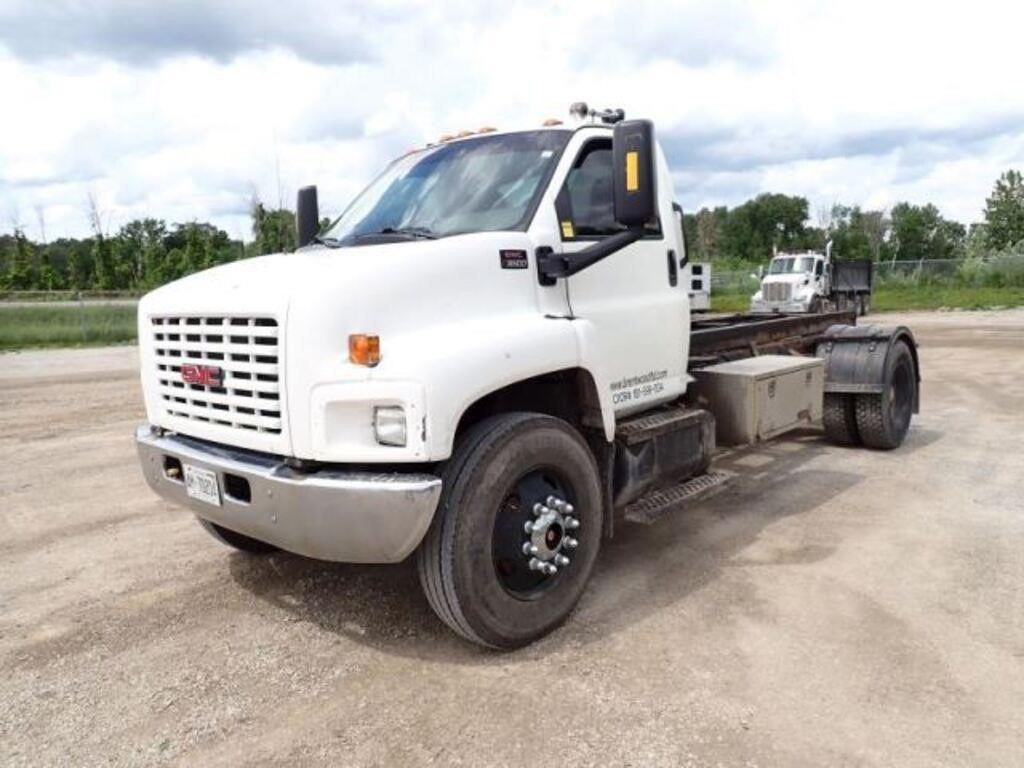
[2,310,1022,767]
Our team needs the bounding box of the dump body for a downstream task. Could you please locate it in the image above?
[833,259,873,296]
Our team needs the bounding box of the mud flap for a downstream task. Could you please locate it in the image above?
[815,324,921,414]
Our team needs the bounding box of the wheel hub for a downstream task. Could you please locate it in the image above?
[522,495,579,577]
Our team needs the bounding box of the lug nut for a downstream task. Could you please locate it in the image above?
[565,517,580,530]
[533,502,548,517]
[563,503,574,515]
[545,563,558,575]
[522,542,538,556]
[564,537,578,549]
[555,554,570,567]
[524,521,535,534]
[529,557,544,571]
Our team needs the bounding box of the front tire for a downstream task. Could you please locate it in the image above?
[417,413,603,649]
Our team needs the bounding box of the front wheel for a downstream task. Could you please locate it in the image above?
[417,413,603,649]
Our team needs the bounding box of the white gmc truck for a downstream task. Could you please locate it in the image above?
[136,105,920,648]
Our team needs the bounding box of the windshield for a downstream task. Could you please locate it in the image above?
[769,256,817,274]
[322,130,570,245]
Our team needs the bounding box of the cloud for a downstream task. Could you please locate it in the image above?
[568,0,776,70]
[0,0,379,66]
[661,114,1024,176]
[1,0,1023,239]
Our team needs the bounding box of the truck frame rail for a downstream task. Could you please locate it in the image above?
[689,310,856,367]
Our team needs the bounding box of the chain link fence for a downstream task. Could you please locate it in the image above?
[711,254,1024,294]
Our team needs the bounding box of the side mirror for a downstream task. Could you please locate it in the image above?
[296,185,319,248]
[613,120,657,227]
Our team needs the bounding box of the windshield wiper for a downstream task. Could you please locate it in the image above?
[311,234,343,248]
[355,226,439,241]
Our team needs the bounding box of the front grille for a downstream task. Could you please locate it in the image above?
[151,315,282,434]
[763,282,792,302]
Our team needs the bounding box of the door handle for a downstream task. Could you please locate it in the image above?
[667,250,678,287]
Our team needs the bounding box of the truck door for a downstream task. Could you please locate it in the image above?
[552,135,689,417]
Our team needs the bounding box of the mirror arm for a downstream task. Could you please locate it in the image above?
[538,228,644,282]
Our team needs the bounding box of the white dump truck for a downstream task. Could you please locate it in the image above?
[136,104,920,648]
[750,245,873,316]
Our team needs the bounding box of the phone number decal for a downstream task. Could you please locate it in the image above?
[610,369,668,405]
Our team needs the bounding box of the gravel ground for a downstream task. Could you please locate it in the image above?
[1,309,1022,767]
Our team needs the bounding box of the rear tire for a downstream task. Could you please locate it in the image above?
[854,340,916,449]
[417,413,603,649]
[823,393,860,446]
[198,519,277,554]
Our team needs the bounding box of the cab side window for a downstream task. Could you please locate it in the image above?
[557,141,620,238]
[556,139,660,240]
[815,260,824,277]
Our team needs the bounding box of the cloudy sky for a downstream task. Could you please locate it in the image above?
[1,0,1021,240]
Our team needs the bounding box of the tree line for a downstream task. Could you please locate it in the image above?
[0,199,298,291]
[3,171,1023,291]
[682,170,1024,267]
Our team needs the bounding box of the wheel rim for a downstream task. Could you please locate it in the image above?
[888,357,914,436]
[491,468,580,600]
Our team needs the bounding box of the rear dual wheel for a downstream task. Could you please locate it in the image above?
[417,413,603,649]
[822,340,915,450]
[854,340,915,449]
[823,393,860,446]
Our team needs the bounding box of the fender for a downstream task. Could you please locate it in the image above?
[385,314,584,460]
[815,324,921,413]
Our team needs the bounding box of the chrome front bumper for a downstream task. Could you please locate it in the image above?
[750,300,810,314]
[135,424,442,563]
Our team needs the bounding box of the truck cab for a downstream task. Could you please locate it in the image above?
[136,105,917,648]
[750,251,829,313]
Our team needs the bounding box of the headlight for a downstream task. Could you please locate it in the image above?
[373,406,407,447]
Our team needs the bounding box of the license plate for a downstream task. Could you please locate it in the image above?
[184,464,221,507]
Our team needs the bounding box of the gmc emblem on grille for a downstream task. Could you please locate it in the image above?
[180,364,223,387]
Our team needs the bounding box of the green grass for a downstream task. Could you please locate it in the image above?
[871,285,1024,311]
[708,290,753,314]
[1,284,1021,352]
[0,304,137,351]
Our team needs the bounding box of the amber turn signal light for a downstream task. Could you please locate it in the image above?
[348,334,381,366]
